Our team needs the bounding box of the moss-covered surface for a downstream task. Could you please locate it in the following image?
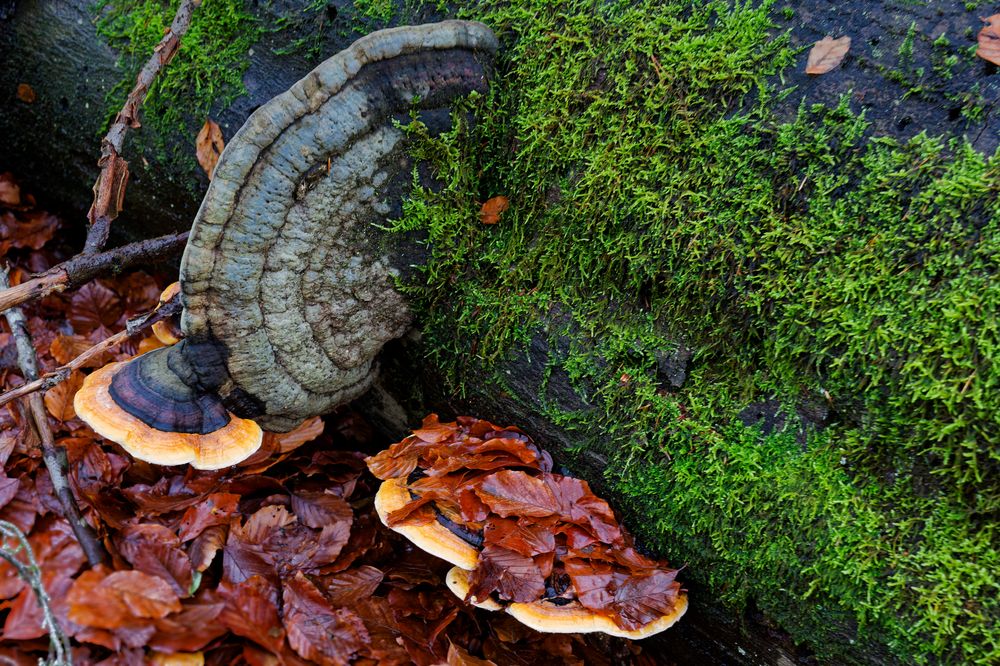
[90,0,999,661]
[94,0,263,172]
[391,1,1000,663]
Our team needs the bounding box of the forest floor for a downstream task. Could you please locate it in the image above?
[0,175,674,664]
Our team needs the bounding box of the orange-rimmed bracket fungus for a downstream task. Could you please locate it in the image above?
[73,22,498,469]
[366,416,689,638]
[151,281,183,346]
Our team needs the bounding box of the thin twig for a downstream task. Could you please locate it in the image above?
[0,521,72,665]
[83,0,202,254]
[0,231,188,315]
[0,268,107,567]
[0,296,180,410]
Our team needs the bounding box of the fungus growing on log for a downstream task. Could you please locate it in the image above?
[374,476,481,570]
[445,566,688,638]
[74,21,497,468]
[366,415,688,638]
[73,360,262,470]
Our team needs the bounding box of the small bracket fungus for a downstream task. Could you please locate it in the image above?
[374,476,481,570]
[445,566,688,638]
[74,22,497,469]
[367,416,689,639]
[74,360,262,470]
[151,282,183,346]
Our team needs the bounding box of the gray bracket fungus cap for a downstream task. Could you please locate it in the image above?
[169,20,498,432]
[73,21,498,469]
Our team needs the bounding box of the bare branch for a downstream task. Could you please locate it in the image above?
[83,0,202,254]
[0,231,188,315]
[0,268,107,567]
[0,296,179,410]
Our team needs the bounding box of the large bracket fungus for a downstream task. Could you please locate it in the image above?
[75,21,498,469]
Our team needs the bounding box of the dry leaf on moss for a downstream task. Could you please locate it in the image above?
[16,84,36,104]
[805,36,851,74]
[480,196,510,225]
[196,119,225,179]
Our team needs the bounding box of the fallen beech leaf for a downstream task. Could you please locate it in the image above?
[805,35,851,74]
[3,571,73,640]
[484,517,555,557]
[383,586,459,663]
[413,413,458,443]
[0,210,59,253]
[50,334,109,367]
[16,84,35,104]
[218,576,285,653]
[468,544,546,603]
[69,281,123,335]
[0,475,19,510]
[226,504,351,582]
[290,490,353,530]
[476,470,559,518]
[320,565,384,606]
[189,524,227,572]
[479,195,509,225]
[43,370,85,421]
[354,598,413,664]
[270,415,325,452]
[117,524,194,597]
[283,572,369,665]
[177,492,240,541]
[977,15,1000,65]
[68,568,182,629]
[564,559,680,631]
[149,595,227,653]
[196,119,225,179]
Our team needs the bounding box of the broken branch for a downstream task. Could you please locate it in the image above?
[0,268,107,567]
[83,0,202,254]
[0,231,188,315]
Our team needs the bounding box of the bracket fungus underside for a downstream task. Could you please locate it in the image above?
[74,21,498,469]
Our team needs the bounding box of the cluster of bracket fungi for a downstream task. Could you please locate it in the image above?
[70,21,689,639]
[369,415,687,638]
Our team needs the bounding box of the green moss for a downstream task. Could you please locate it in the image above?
[94,0,262,175]
[393,0,1000,663]
[353,0,396,23]
[271,0,335,59]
